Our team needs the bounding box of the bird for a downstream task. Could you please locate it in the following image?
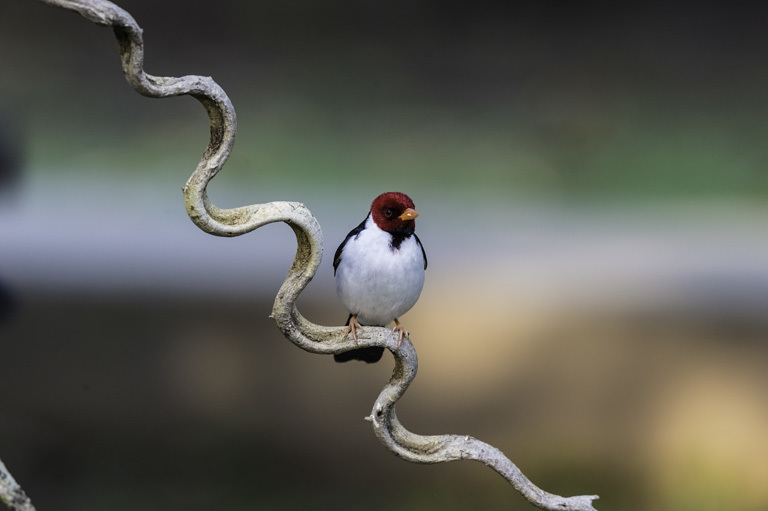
[333,192,427,363]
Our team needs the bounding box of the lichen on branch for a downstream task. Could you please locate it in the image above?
[0,459,35,511]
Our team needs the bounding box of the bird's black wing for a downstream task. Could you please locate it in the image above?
[333,214,369,275]
[414,233,428,270]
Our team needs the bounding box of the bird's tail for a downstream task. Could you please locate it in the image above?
[333,314,385,363]
[334,346,384,363]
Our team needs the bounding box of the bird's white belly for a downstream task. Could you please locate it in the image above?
[335,232,425,326]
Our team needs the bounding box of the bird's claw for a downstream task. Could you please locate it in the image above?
[392,318,409,348]
[344,316,409,348]
[343,315,362,342]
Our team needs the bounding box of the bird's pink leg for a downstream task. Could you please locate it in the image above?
[343,314,362,341]
[392,318,408,347]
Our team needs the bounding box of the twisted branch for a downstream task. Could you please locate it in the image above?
[4,1,601,509]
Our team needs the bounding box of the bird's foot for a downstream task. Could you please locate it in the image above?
[392,318,409,347]
[343,315,362,341]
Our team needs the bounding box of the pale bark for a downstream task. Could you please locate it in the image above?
[0,459,34,511]
[2,2,601,509]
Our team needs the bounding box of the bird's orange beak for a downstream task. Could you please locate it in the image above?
[399,208,419,221]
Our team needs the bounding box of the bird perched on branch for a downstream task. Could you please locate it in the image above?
[333,192,427,363]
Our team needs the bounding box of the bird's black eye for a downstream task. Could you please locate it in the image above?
[384,209,393,218]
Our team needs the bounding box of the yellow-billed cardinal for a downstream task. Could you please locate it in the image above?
[333,192,427,363]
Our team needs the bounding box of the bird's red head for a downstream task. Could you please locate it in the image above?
[370,192,419,235]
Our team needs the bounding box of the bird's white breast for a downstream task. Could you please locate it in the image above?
[335,216,425,326]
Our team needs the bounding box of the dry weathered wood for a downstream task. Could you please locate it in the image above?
[0,459,35,511]
[3,2,601,509]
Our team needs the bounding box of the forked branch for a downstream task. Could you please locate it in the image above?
[4,2,601,510]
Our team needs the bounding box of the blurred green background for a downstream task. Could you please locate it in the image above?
[1,1,768,510]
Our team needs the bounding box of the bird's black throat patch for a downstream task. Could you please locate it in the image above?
[389,230,412,250]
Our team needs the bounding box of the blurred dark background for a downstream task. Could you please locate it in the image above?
[2,1,768,510]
